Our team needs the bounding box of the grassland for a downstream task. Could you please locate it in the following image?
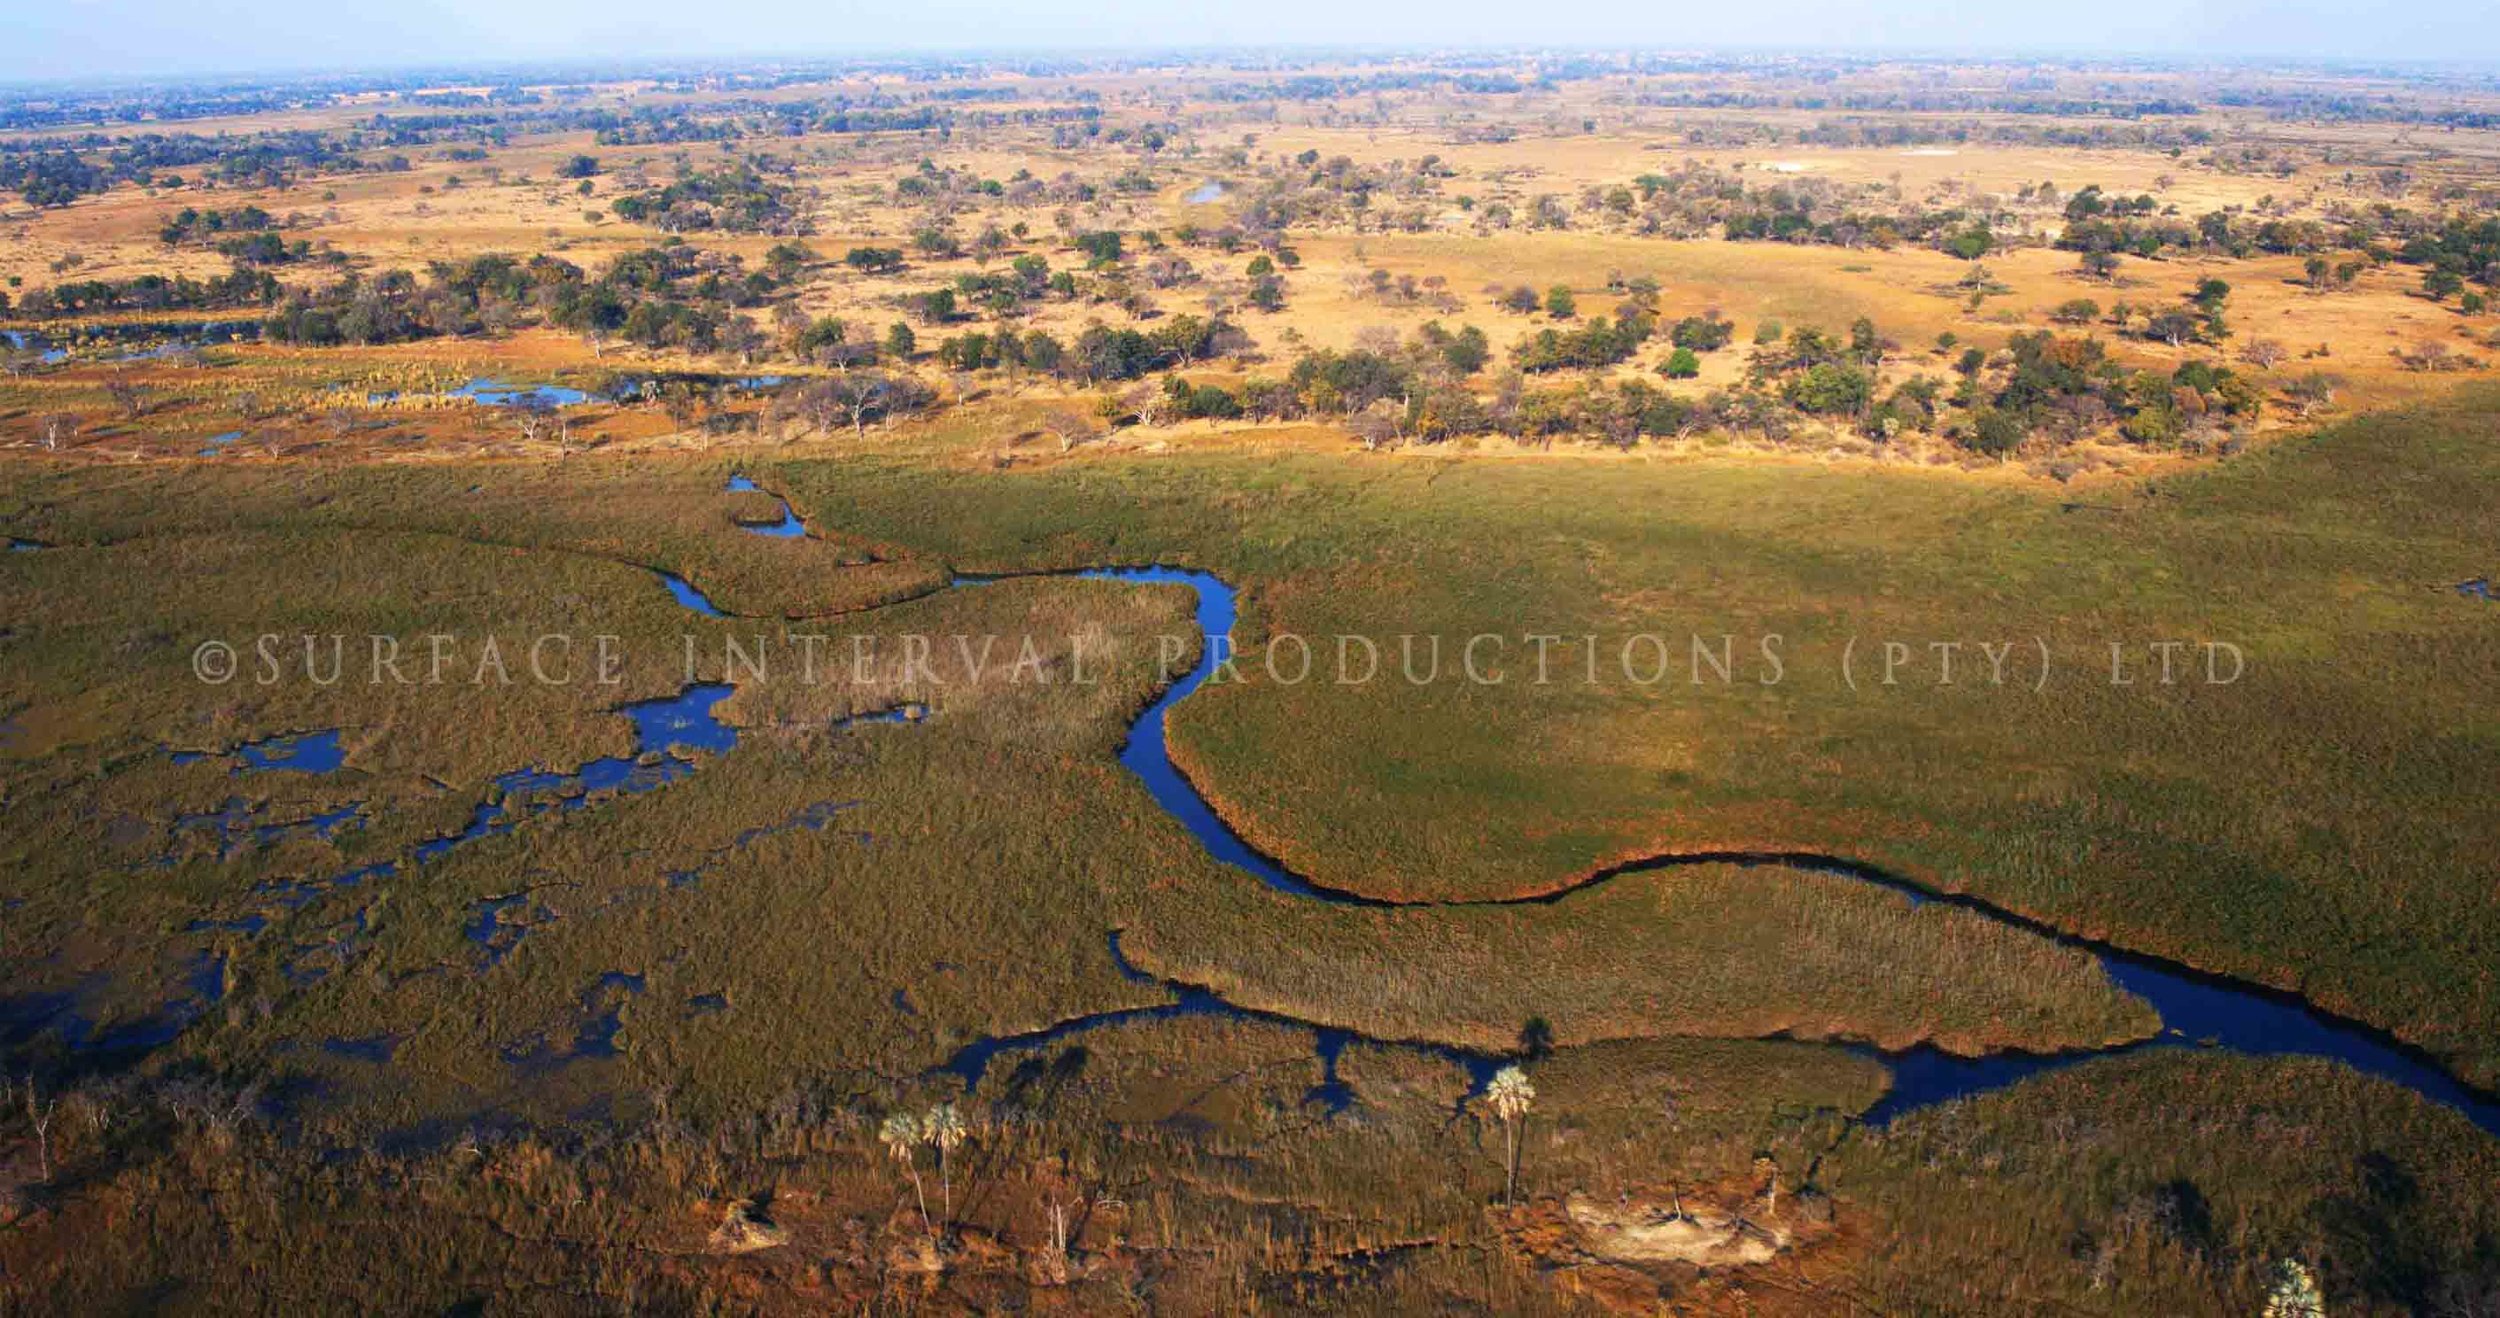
[0,458,2154,1144]
[1832,1051,2500,1314]
[4,49,2499,1314]
[735,382,2500,1091]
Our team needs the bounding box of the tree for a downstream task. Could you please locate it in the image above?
[2051,298,2101,326]
[2283,372,2338,418]
[513,395,559,447]
[844,246,904,274]
[39,413,78,452]
[1785,363,1873,417]
[2422,269,2465,302]
[1670,314,1734,352]
[1486,1065,1535,1206]
[924,1103,968,1223]
[1962,407,2025,457]
[1544,285,1576,319]
[2145,311,2201,348]
[2079,249,2121,282]
[2262,1259,2326,1318]
[880,1111,931,1236]
[831,370,899,436]
[1041,409,1097,453]
[103,375,146,418]
[1346,401,1402,451]
[884,321,917,359]
[1662,346,1700,379]
[2238,339,2288,370]
[1019,330,1065,376]
[1127,382,1175,428]
[660,385,702,436]
[1945,224,1995,260]
[19,1075,54,1183]
[720,314,765,364]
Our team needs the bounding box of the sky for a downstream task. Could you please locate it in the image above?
[6,0,2498,84]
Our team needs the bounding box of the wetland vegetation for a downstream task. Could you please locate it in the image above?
[2,42,2498,1315]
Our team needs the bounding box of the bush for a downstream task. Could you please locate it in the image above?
[1669,315,1734,352]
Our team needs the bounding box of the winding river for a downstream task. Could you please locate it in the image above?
[26,477,2495,1139]
[655,500,2500,1136]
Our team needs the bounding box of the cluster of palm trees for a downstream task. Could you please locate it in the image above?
[879,1102,972,1237]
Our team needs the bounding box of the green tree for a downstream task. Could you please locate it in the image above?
[1945,225,1995,260]
[1785,362,1873,416]
[1544,285,1577,319]
[1443,324,1491,374]
[1963,407,2025,456]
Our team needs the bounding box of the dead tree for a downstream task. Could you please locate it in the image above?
[1041,409,1097,454]
[22,1075,54,1182]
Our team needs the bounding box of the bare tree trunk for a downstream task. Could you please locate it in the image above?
[1502,1118,1517,1206]
[25,1077,53,1182]
[907,1162,931,1237]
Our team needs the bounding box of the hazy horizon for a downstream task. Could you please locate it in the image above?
[9,0,2500,86]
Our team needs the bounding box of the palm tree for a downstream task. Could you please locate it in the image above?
[1486,1065,1535,1206]
[880,1110,930,1235]
[2263,1259,2326,1317]
[924,1103,969,1223]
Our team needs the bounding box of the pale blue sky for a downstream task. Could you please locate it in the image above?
[6,0,2497,83]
